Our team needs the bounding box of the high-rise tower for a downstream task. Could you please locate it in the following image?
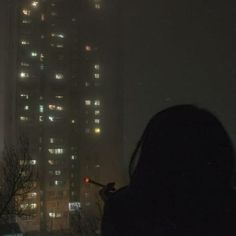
[5,0,123,233]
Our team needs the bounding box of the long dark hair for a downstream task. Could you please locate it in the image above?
[129,105,235,191]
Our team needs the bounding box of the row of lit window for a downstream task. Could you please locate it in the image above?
[49,170,61,176]
[20,203,37,210]
[49,212,62,218]
[20,94,64,100]
[85,100,101,106]
[19,160,37,165]
[48,148,64,155]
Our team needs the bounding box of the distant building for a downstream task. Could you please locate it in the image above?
[5,0,123,233]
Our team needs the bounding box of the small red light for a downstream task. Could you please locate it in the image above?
[84,177,90,184]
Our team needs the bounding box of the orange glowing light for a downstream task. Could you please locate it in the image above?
[84,177,90,184]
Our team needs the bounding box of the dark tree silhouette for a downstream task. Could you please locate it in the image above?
[0,137,37,222]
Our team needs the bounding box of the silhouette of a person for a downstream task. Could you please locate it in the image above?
[101,105,236,236]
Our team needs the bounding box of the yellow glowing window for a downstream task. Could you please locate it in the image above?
[94,119,100,124]
[21,62,30,67]
[85,45,92,51]
[55,95,63,99]
[32,1,39,8]
[31,52,38,57]
[94,73,100,79]
[41,14,45,21]
[95,110,100,115]
[20,94,29,99]
[30,203,37,209]
[21,40,30,45]
[24,105,29,111]
[48,116,54,122]
[22,9,31,16]
[55,73,63,80]
[20,116,29,121]
[20,72,29,78]
[50,138,55,143]
[49,105,56,110]
[85,100,91,106]
[95,4,101,9]
[94,100,101,106]
[94,64,100,70]
[94,128,101,134]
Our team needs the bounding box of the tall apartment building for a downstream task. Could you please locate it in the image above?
[5,0,123,234]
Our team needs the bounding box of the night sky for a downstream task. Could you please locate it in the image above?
[1,1,236,175]
[123,0,236,171]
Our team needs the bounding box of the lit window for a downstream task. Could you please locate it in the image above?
[56,44,64,48]
[39,116,44,122]
[21,62,30,67]
[48,148,64,154]
[30,203,37,209]
[95,3,101,9]
[48,116,54,122]
[31,1,39,8]
[20,116,29,121]
[55,170,61,175]
[55,95,63,99]
[85,45,92,51]
[95,110,100,115]
[94,100,100,106]
[22,19,31,24]
[30,160,37,165]
[94,73,100,79]
[55,180,62,186]
[39,105,44,113]
[50,138,55,144]
[28,192,37,198]
[51,33,65,38]
[20,72,29,78]
[85,82,90,87]
[24,105,29,110]
[20,94,29,99]
[48,160,55,165]
[20,204,28,209]
[49,105,56,110]
[71,120,75,124]
[94,119,100,124]
[71,155,76,160]
[21,40,30,45]
[56,106,63,111]
[40,53,44,61]
[49,212,62,218]
[55,73,64,80]
[94,64,100,70]
[94,128,101,134]
[22,9,31,16]
[49,212,55,218]
[31,52,38,57]
[41,14,45,21]
[85,100,91,106]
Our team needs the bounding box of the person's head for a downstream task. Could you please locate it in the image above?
[130,105,235,193]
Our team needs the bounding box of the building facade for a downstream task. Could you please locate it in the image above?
[5,0,123,233]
